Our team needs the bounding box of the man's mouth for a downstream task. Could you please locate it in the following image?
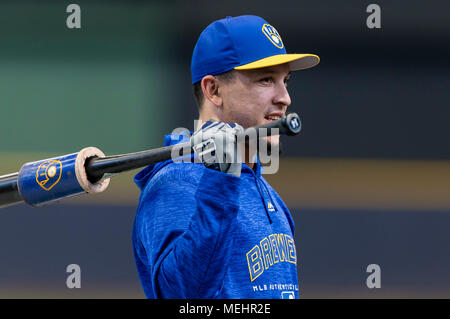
[264,114,283,122]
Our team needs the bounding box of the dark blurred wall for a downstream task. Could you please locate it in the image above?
[168,0,450,160]
[1,204,448,298]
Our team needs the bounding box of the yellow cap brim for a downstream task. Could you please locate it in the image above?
[234,54,320,71]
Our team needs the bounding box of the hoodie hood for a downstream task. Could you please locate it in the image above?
[134,130,192,191]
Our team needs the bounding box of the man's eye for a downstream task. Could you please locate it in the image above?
[260,77,272,84]
[284,78,290,87]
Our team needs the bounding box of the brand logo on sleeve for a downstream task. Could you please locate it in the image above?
[281,291,295,299]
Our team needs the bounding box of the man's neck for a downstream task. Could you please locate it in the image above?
[245,161,256,170]
[243,145,257,171]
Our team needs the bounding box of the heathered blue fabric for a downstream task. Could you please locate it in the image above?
[132,131,299,299]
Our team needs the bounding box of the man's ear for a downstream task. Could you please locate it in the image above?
[201,75,223,107]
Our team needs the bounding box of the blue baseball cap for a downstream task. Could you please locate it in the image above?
[191,15,320,84]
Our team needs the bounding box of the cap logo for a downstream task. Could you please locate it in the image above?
[262,24,284,49]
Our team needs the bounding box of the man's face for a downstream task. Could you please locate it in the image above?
[218,63,292,147]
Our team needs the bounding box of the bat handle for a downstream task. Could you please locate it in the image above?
[242,112,302,138]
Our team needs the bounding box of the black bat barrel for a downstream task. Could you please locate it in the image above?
[85,145,183,183]
[0,173,22,208]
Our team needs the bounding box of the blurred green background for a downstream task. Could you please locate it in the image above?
[0,0,449,298]
[0,2,171,155]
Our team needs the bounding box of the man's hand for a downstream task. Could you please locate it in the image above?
[191,120,244,177]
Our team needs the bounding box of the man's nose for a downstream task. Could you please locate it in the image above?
[273,82,291,108]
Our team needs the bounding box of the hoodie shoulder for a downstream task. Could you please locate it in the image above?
[145,161,205,191]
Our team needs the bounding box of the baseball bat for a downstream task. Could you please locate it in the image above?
[0,113,302,209]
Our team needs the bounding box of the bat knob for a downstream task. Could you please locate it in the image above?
[282,113,302,136]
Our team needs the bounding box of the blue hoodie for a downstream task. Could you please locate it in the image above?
[132,131,299,299]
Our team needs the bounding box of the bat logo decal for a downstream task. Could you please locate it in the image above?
[35,160,62,191]
[289,117,300,131]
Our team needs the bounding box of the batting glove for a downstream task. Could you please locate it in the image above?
[190,120,244,177]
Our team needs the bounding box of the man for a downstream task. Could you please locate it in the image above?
[132,15,319,299]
